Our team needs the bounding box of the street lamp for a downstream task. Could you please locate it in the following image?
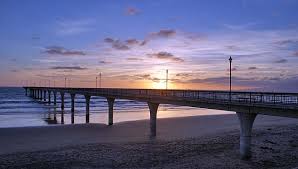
[229,56,233,103]
[99,72,102,88]
[64,77,67,88]
[166,69,168,90]
[95,76,97,89]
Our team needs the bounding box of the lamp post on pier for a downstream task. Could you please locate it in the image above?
[166,69,168,90]
[99,72,102,88]
[229,56,233,103]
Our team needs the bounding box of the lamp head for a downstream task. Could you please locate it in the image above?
[229,56,232,62]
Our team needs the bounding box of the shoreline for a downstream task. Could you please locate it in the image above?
[0,114,298,155]
[0,114,297,168]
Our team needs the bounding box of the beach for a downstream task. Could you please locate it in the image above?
[1,114,298,168]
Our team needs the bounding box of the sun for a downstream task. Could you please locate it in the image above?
[152,80,166,89]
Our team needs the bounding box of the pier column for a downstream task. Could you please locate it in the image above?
[53,92,57,105]
[60,92,65,110]
[43,90,46,101]
[147,102,159,138]
[25,88,28,96]
[85,95,91,123]
[33,90,36,99]
[61,110,64,124]
[107,98,115,125]
[48,91,51,104]
[37,90,40,99]
[71,93,75,124]
[237,112,257,159]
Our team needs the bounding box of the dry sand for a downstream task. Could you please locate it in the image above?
[0,114,298,168]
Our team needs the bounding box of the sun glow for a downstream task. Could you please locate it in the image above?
[152,80,166,89]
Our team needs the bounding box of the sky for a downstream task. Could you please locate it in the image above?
[0,0,298,92]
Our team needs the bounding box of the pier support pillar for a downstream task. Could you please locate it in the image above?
[25,88,28,96]
[43,91,46,102]
[61,110,64,124]
[53,92,57,105]
[71,94,75,124]
[48,91,51,104]
[37,90,40,99]
[33,90,36,99]
[237,112,257,159]
[60,92,65,110]
[107,98,115,125]
[147,102,159,138]
[85,95,91,123]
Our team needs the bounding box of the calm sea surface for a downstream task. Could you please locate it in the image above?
[0,87,233,128]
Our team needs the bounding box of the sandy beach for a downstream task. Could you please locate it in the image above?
[0,114,298,168]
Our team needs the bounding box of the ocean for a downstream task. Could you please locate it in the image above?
[0,87,233,128]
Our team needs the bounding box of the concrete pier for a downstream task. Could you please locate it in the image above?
[107,98,115,125]
[85,95,91,123]
[71,94,75,124]
[60,92,65,110]
[23,87,298,159]
[237,112,257,159]
[148,102,159,138]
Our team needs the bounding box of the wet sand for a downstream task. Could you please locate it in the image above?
[0,114,298,168]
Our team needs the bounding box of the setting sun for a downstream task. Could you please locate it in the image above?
[152,80,166,89]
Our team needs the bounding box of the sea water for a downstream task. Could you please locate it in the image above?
[0,87,232,128]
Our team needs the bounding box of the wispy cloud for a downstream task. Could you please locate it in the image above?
[126,57,143,61]
[56,18,95,36]
[104,38,130,50]
[248,66,257,70]
[274,59,287,63]
[44,46,86,56]
[125,7,141,15]
[50,66,87,70]
[148,52,184,62]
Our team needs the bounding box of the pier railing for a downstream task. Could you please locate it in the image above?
[27,87,298,109]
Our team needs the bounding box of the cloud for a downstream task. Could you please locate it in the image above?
[50,66,87,70]
[44,46,86,56]
[126,57,143,61]
[125,7,140,15]
[56,18,95,35]
[149,29,176,38]
[99,61,112,64]
[176,73,192,78]
[125,39,139,45]
[133,74,151,80]
[103,38,130,50]
[248,66,257,70]
[294,51,298,57]
[275,39,298,45]
[10,69,19,72]
[148,52,184,62]
[274,59,287,63]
